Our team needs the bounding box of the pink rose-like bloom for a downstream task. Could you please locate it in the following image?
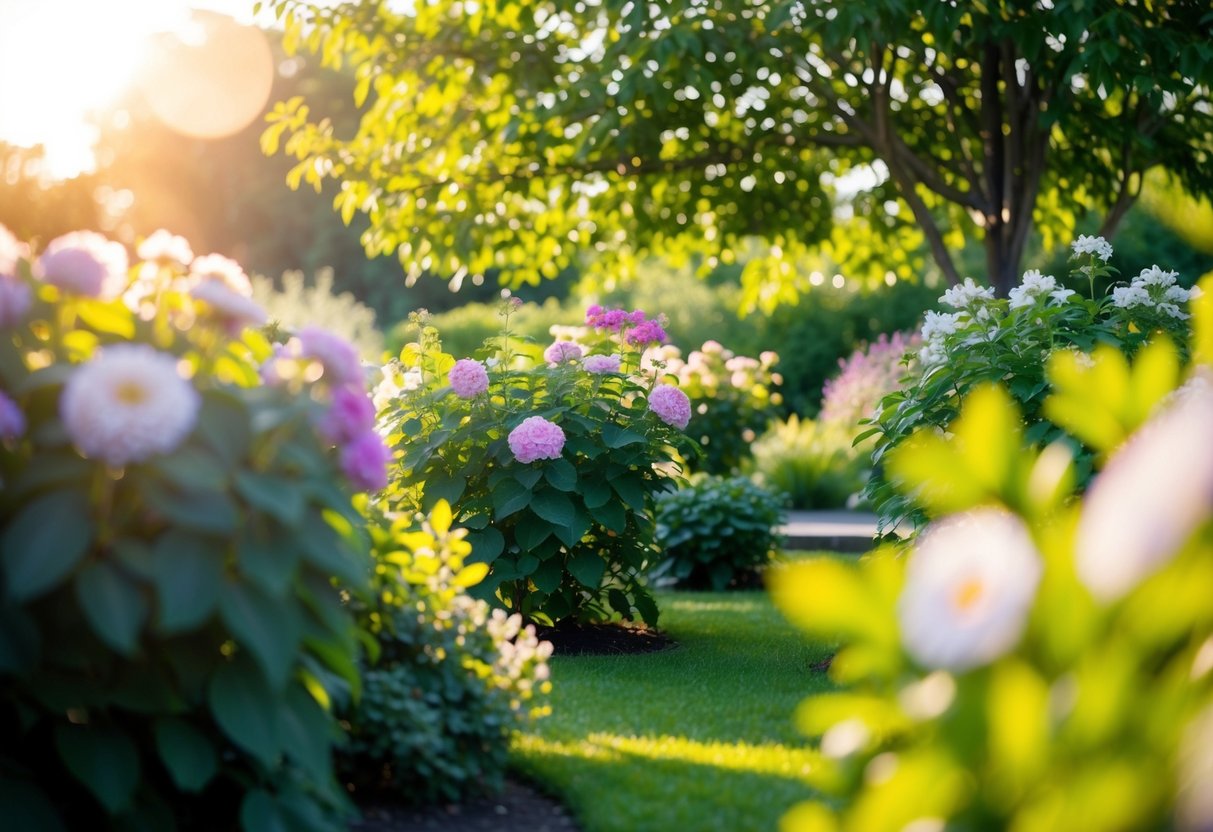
[0,390,25,440]
[191,280,268,335]
[137,229,194,266]
[583,354,622,374]
[298,326,365,388]
[37,231,129,299]
[340,431,391,492]
[508,416,566,464]
[544,341,584,365]
[318,385,377,444]
[449,358,489,399]
[189,253,252,296]
[648,384,691,430]
[0,277,32,329]
[625,318,668,346]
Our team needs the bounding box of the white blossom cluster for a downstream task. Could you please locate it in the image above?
[918,309,963,367]
[939,277,995,310]
[1008,269,1075,309]
[1111,265,1202,320]
[1071,234,1114,262]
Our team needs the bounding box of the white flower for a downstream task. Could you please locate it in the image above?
[191,280,268,334]
[137,229,194,266]
[1136,265,1179,288]
[1111,285,1151,308]
[1071,234,1113,262]
[1049,287,1076,305]
[898,508,1042,671]
[1009,270,1057,309]
[939,277,996,310]
[61,344,201,467]
[920,310,961,341]
[189,253,251,296]
[1075,379,1213,602]
[1157,302,1189,320]
[1165,285,1195,304]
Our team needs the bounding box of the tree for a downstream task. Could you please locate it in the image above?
[264,0,1213,296]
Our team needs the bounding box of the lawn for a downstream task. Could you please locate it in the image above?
[510,579,837,832]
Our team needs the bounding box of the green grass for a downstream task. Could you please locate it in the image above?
[510,588,835,832]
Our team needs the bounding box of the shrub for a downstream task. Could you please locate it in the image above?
[865,237,1201,534]
[340,503,552,805]
[378,303,695,626]
[386,296,571,358]
[652,475,786,590]
[746,415,869,510]
[251,267,385,360]
[819,331,919,434]
[770,278,1213,830]
[0,227,382,830]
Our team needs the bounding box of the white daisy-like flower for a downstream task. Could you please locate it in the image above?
[191,280,268,334]
[1071,234,1113,262]
[1049,287,1076,305]
[898,508,1043,671]
[1075,379,1213,602]
[61,344,201,467]
[939,277,995,310]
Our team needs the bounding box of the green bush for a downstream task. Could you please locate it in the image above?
[379,304,695,626]
[386,297,571,358]
[652,475,786,591]
[746,415,869,510]
[0,227,376,831]
[340,504,552,805]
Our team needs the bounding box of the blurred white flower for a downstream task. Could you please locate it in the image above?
[189,253,251,296]
[939,277,994,310]
[1075,378,1213,601]
[899,508,1042,671]
[191,280,268,335]
[1009,270,1057,310]
[137,229,194,266]
[1071,234,1113,262]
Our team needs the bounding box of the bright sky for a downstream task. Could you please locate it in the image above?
[0,0,275,179]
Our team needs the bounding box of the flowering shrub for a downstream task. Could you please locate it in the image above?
[865,237,1202,534]
[818,331,919,434]
[652,475,787,590]
[746,415,869,509]
[341,502,552,804]
[655,340,782,474]
[0,226,382,830]
[378,304,694,626]
[770,282,1213,830]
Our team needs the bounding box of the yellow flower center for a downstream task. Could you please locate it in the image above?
[953,578,985,612]
[114,381,148,405]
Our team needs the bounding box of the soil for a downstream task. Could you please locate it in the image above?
[351,778,579,832]
[533,620,677,656]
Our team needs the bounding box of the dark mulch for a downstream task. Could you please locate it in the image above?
[533,620,677,656]
[351,778,579,832]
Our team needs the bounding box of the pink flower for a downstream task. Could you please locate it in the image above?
[0,390,24,440]
[449,358,489,399]
[137,229,194,266]
[37,231,129,299]
[0,223,28,276]
[297,326,365,388]
[544,341,584,365]
[648,384,691,429]
[586,305,630,331]
[317,386,377,444]
[625,318,668,346]
[0,277,32,329]
[340,431,390,492]
[189,253,251,296]
[583,354,622,374]
[508,416,566,463]
[191,280,268,335]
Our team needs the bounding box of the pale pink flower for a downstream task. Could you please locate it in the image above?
[317,386,377,445]
[0,390,24,440]
[137,229,194,266]
[191,280,268,335]
[0,277,32,329]
[61,344,200,466]
[297,326,365,388]
[508,416,565,463]
[648,384,691,430]
[37,231,129,299]
[449,358,489,399]
[583,354,622,374]
[0,223,28,276]
[340,431,390,492]
[189,253,251,296]
[544,341,584,365]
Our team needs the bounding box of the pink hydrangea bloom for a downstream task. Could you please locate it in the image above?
[191,280,268,335]
[37,231,129,299]
[340,431,390,492]
[137,229,194,266]
[297,326,365,388]
[625,318,668,346]
[0,277,32,329]
[449,358,489,398]
[648,384,691,430]
[508,416,566,463]
[189,253,251,296]
[583,354,622,374]
[544,341,584,365]
[0,390,25,440]
[317,385,377,444]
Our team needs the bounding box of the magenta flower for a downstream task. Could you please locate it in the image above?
[508,416,566,463]
[298,326,365,388]
[37,231,129,299]
[0,390,25,440]
[585,305,630,331]
[317,385,377,444]
[625,318,668,346]
[0,277,32,329]
[583,354,622,374]
[544,341,584,365]
[340,431,391,492]
[648,384,691,430]
[449,358,489,399]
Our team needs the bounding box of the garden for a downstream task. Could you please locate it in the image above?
[2,2,1213,831]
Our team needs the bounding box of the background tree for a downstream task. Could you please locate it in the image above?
[264,0,1213,296]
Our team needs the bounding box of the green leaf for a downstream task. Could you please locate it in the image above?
[0,602,40,673]
[0,779,65,832]
[237,521,301,596]
[554,504,592,548]
[153,718,218,792]
[208,659,280,767]
[492,477,531,519]
[602,423,646,448]
[633,588,660,625]
[609,472,648,508]
[531,557,563,595]
[151,531,223,634]
[530,489,575,526]
[515,513,553,551]
[277,686,334,781]
[466,527,505,562]
[240,790,292,832]
[144,484,239,535]
[55,723,140,813]
[75,561,147,655]
[196,391,252,467]
[514,466,543,489]
[234,471,306,526]
[590,499,628,533]
[581,477,613,508]
[423,470,466,508]
[148,446,229,493]
[1,489,93,601]
[219,582,301,691]
[567,552,605,589]
[297,513,367,588]
[543,457,578,490]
